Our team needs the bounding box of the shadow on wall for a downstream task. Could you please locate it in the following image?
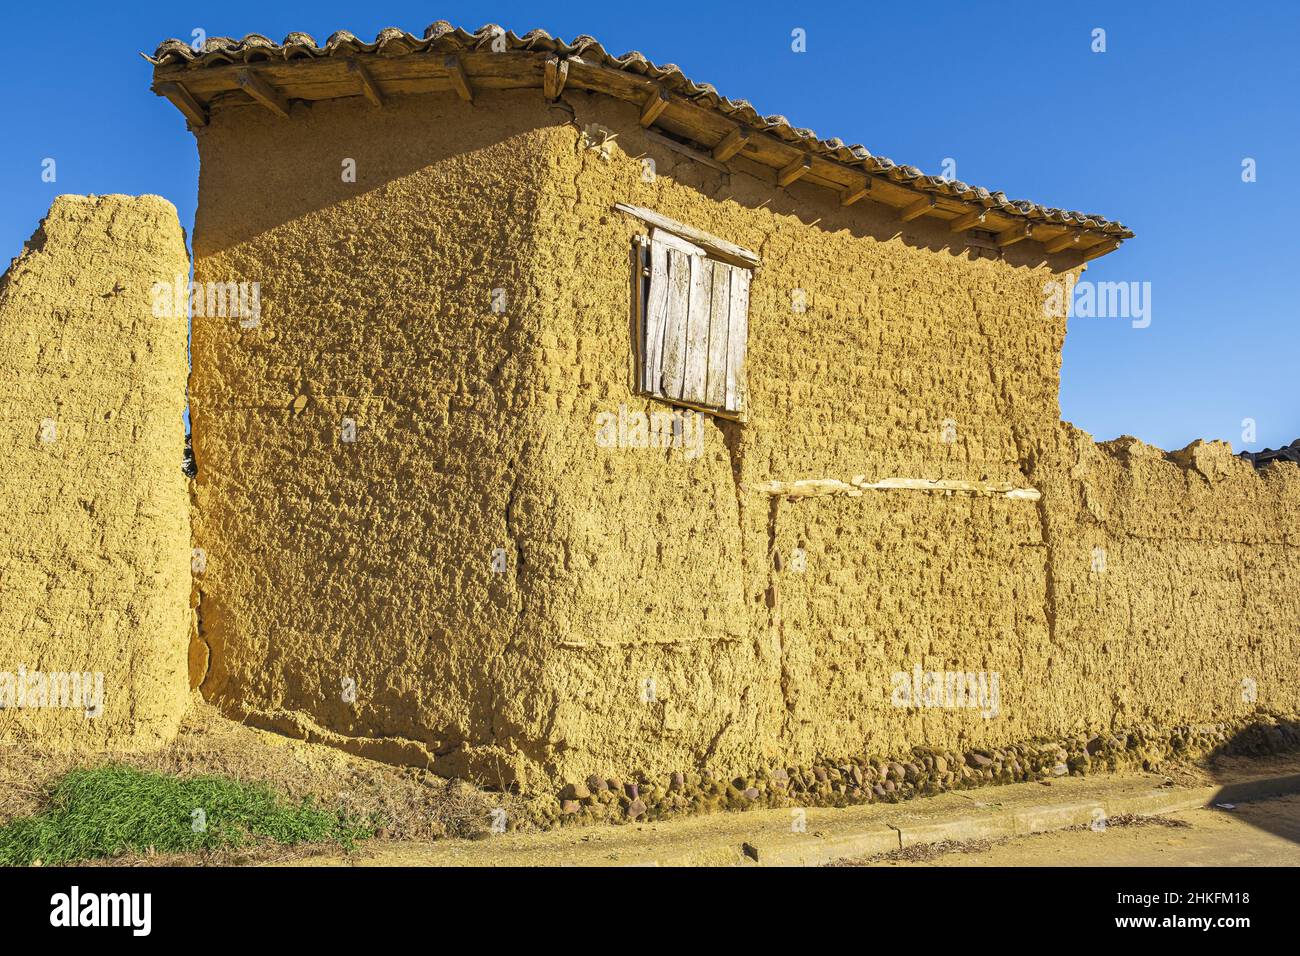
[191,89,1075,273]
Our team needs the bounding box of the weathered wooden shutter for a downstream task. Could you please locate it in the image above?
[641,228,750,416]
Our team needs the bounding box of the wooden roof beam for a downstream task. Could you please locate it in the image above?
[899,195,937,222]
[639,87,670,128]
[444,55,473,103]
[949,208,990,233]
[347,59,384,108]
[996,223,1033,247]
[544,56,569,101]
[777,156,812,187]
[712,126,751,162]
[1044,230,1084,254]
[236,69,290,118]
[840,179,871,206]
[1081,238,1121,262]
[155,81,208,127]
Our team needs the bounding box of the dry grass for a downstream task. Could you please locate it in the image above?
[0,702,534,862]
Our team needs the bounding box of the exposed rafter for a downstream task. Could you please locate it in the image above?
[347,59,384,107]
[544,55,569,101]
[712,126,751,162]
[996,223,1033,247]
[777,156,811,187]
[1044,231,1084,254]
[236,69,289,118]
[155,81,208,127]
[949,208,989,233]
[899,196,937,223]
[840,180,871,207]
[639,88,669,128]
[444,55,473,102]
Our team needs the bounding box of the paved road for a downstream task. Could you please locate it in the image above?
[862,793,1300,866]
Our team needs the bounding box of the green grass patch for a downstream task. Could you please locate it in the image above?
[0,764,375,865]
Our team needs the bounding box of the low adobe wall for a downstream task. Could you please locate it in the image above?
[0,195,192,749]
[1032,427,1300,730]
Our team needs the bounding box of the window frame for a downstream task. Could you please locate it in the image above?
[631,227,754,422]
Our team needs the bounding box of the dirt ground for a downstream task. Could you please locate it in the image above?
[4,706,1298,866]
[838,794,1300,867]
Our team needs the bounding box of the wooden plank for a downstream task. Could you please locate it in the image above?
[1081,238,1120,262]
[155,81,208,127]
[543,55,568,100]
[840,180,871,206]
[712,126,751,162]
[750,476,1041,501]
[236,69,290,118]
[704,264,732,408]
[614,203,760,269]
[949,208,989,232]
[996,223,1033,247]
[659,248,693,398]
[681,256,714,405]
[724,268,750,414]
[444,55,474,102]
[639,88,670,127]
[1044,230,1083,254]
[899,195,937,222]
[347,59,384,107]
[641,129,731,173]
[644,239,672,394]
[651,228,707,257]
[776,155,812,187]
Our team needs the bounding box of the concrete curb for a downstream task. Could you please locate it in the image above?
[723,772,1300,867]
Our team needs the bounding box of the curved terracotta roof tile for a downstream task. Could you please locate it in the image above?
[146,23,1131,236]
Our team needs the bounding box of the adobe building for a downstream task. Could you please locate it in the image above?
[136,22,1298,795]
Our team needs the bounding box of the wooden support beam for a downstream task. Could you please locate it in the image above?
[712,126,751,162]
[347,59,384,108]
[840,180,871,206]
[899,195,937,222]
[1081,239,1121,262]
[444,55,473,103]
[155,81,208,127]
[614,203,761,269]
[639,87,670,127]
[749,475,1041,501]
[642,129,731,173]
[544,56,569,101]
[1044,230,1083,254]
[776,155,812,187]
[236,69,290,118]
[996,222,1033,247]
[949,208,989,233]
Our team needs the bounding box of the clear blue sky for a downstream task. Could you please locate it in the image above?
[2,1,1296,451]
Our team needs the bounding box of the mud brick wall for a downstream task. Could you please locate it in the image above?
[0,195,191,749]
[187,87,1300,790]
[1032,428,1300,732]
[188,92,567,786]
[523,91,1071,781]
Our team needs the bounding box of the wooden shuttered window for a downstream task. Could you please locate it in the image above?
[637,228,751,417]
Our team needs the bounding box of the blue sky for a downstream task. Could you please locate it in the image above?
[2,1,1296,451]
